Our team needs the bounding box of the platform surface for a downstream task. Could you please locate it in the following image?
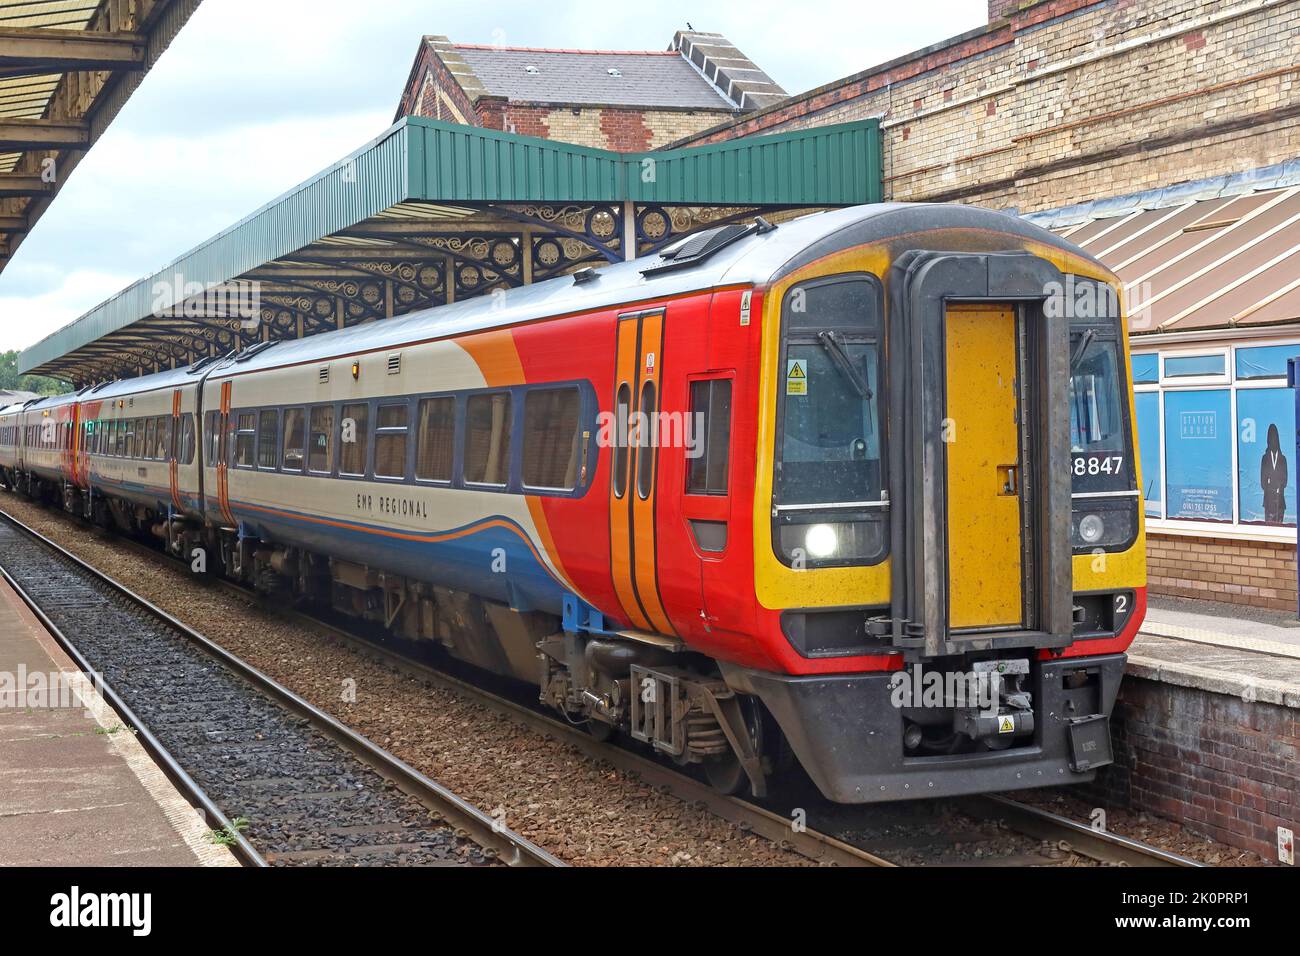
[0,575,235,867]
[1134,596,1300,708]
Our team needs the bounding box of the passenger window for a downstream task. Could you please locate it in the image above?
[523,387,581,490]
[144,419,156,461]
[235,413,256,468]
[157,417,170,460]
[464,392,512,486]
[181,415,196,466]
[257,410,278,469]
[415,397,455,482]
[612,383,631,498]
[686,380,732,496]
[282,408,305,472]
[308,405,334,474]
[636,381,657,500]
[374,404,408,479]
[206,413,220,467]
[340,403,369,477]
[124,420,136,459]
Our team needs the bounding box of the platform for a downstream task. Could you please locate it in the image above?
[1136,595,1300,705]
[0,576,235,867]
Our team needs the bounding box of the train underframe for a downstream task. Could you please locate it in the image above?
[4,474,1124,803]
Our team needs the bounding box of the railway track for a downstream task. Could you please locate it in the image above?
[0,510,561,868]
[0,499,1201,868]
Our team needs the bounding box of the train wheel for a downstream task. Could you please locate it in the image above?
[703,697,764,796]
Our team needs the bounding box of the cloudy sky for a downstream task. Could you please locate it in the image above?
[0,0,987,355]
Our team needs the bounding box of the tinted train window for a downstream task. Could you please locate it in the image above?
[523,387,581,490]
[144,419,157,460]
[636,381,657,500]
[340,403,369,477]
[612,383,631,498]
[257,410,278,469]
[180,415,196,466]
[282,408,305,472]
[158,417,171,460]
[687,379,732,496]
[779,278,882,506]
[464,392,511,486]
[234,413,256,468]
[308,405,334,474]
[374,404,408,479]
[415,397,454,482]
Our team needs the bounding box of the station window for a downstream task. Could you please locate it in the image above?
[1134,342,1300,530]
[415,397,455,483]
[686,379,732,496]
[374,403,408,479]
[234,413,256,468]
[464,392,511,486]
[308,405,334,474]
[340,403,369,477]
[523,387,581,490]
[282,408,305,472]
[257,410,278,469]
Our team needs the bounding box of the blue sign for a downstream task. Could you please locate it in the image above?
[1237,387,1295,525]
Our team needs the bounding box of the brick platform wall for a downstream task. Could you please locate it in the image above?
[1086,675,1297,861]
[1147,533,1298,613]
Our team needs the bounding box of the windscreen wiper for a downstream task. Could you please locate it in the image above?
[817,330,873,400]
[1070,328,1097,370]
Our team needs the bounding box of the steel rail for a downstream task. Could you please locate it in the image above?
[961,794,1202,867]
[0,509,563,868]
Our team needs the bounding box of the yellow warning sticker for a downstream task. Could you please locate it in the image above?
[998,715,1016,734]
[786,359,807,395]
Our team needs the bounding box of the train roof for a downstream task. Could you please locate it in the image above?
[206,202,1089,379]
[52,202,1094,398]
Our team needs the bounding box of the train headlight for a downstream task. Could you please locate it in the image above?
[1078,513,1105,545]
[1070,498,1138,554]
[805,524,838,558]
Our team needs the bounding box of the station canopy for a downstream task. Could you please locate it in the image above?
[0,0,200,275]
[18,116,881,385]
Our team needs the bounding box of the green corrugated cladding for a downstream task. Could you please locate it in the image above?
[20,117,880,375]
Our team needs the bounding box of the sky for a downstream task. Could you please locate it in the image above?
[0,0,988,355]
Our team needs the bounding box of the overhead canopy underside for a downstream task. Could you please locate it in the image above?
[19,117,881,385]
[0,0,200,275]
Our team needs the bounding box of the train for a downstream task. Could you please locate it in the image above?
[0,203,1146,803]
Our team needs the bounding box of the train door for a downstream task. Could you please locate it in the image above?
[944,303,1024,629]
[889,252,1074,655]
[215,380,235,526]
[608,308,675,635]
[168,388,184,514]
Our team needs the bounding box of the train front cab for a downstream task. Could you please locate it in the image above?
[728,230,1145,803]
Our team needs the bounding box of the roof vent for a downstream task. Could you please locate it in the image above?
[607,67,622,77]
[387,353,402,375]
[572,266,599,285]
[319,364,330,384]
[525,64,539,75]
[642,218,775,276]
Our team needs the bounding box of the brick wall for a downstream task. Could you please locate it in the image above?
[1147,533,1298,613]
[1087,675,1297,861]
[674,0,1300,213]
[475,102,725,150]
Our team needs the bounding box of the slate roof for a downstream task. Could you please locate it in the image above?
[452,45,738,110]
